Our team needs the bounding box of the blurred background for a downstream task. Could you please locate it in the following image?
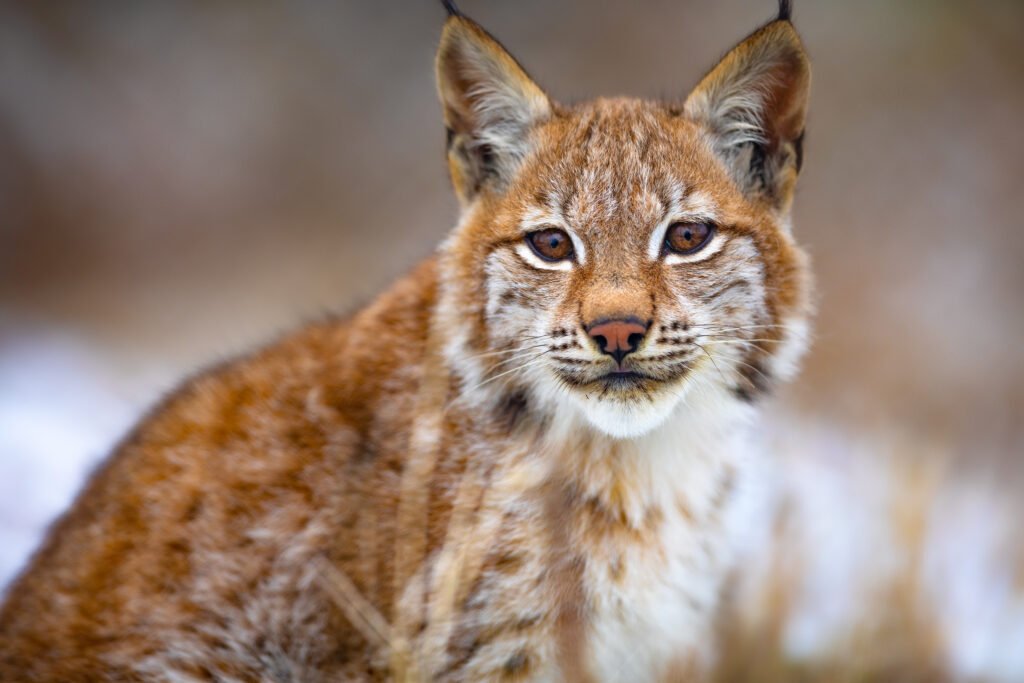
[1,1,1022,680]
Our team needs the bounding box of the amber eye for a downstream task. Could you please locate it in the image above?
[526,228,575,262]
[664,221,715,256]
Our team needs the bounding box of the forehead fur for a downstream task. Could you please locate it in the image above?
[479,98,763,245]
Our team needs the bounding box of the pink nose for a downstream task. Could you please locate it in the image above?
[586,319,649,364]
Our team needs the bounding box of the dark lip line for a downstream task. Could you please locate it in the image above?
[554,364,692,388]
[596,370,652,383]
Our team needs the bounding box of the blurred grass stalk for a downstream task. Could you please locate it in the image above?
[715,455,952,683]
[316,421,1024,681]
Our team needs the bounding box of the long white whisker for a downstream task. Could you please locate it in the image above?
[695,337,784,344]
[488,348,553,370]
[468,343,550,360]
[691,342,729,388]
[729,357,775,387]
[468,354,552,393]
[686,323,787,333]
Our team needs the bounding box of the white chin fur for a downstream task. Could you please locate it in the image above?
[570,391,686,439]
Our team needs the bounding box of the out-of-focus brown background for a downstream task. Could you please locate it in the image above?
[1,1,1022,680]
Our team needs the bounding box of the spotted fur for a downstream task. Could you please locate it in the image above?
[0,3,812,681]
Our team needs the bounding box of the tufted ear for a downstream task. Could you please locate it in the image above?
[684,4,810,212]
[436,12,551,205]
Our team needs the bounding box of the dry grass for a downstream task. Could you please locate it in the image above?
[317,446,979,682]
[711,463,953,683]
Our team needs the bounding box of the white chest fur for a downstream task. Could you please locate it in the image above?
[548,398,755,681]
[583,500,732,681]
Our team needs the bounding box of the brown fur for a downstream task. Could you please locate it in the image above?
[0,4,812,681]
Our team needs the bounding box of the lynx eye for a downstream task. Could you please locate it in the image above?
[664,221,715,256]
[526,228,574,262]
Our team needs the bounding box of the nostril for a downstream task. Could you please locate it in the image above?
[586,318,649,360]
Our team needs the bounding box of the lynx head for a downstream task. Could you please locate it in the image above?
[435,1,812,438]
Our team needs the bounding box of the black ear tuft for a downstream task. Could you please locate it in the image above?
[777,0,793,22]
[441,0,461,18]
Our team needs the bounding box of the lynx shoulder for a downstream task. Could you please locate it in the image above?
[0,2,811,680]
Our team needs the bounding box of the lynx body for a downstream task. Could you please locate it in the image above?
[0,2,811,680]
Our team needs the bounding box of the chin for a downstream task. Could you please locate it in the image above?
[570,386,687,439]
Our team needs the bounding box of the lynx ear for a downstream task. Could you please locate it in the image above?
[436,14,551,204]
[684,11,810,211]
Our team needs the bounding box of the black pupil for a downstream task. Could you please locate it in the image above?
[531,230,570,260]
[668,222,711,253]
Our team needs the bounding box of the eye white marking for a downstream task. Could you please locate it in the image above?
[664,231,726,265]
[515,242,573,271]
[516,210,586,270]
[647,189,723,264]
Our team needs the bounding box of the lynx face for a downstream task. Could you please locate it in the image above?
[437,10,811,438]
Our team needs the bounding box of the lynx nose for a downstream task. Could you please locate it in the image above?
[586,318,649,365]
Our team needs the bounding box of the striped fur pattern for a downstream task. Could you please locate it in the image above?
[0,3,812,681]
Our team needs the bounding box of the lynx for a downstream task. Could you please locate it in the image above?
[0,1,811,680]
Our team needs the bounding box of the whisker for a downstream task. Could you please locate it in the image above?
[686,323,788,333]
[695,337,785,344]
[634,351,699,364]
[468,354,552,393]
[691,342,730,389]
[693,339,773,391]
[467,342,551,360]
[729,356,775,387]
[488,348,554,370]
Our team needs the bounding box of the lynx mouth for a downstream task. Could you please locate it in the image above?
[555,362,694,394]
[597,370,649,387]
